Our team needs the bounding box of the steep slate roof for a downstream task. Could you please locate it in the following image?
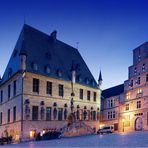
[1,24,97,88]
[102,84,124,98]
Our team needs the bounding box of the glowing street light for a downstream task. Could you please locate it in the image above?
[122,119,125,132]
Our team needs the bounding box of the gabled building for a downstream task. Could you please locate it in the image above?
[101,42,148,133]
[101,84,124,131]
[0,24,101,140]
[120,42,148,132]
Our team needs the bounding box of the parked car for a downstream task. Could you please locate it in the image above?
[97,125,114,134]
[37,129,61,141]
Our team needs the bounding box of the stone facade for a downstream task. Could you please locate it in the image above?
[101,42,148,133]
[0,24,101,141]
[0,71,101,140]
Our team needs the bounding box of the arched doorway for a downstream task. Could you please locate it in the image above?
[135,117,142,131]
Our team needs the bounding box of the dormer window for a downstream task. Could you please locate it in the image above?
[31,62,38,71]
[91,79,95,87]
[57,69,62,77]
[85,77,89,84]
[77,75,82,82]
[142,64,145,71]
[45,65,50,74]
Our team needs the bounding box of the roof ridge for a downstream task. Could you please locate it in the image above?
[103,83,124,91]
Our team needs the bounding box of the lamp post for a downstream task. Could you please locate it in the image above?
[122,119,125,132]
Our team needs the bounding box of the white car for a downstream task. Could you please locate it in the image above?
[97,125,114,134]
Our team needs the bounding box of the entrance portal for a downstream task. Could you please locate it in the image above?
[135,117,142,131]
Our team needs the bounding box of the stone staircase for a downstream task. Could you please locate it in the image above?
[60,121,94,137]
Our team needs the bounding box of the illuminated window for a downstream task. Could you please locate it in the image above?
[126,92,130,99]
[29,130,36,138]
[137,89,142,94]
[125,104,129,111]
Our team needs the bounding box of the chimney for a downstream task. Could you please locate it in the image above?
[50,30,57,43]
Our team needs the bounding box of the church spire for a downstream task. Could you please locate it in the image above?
[98,70,103,87]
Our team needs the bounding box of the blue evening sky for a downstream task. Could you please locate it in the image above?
[0,0,148,89]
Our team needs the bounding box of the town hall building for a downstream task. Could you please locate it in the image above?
[0,24,101,141]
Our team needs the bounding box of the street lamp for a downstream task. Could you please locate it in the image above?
[122,119,125,132]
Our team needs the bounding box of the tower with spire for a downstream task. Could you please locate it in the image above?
[98,70,103,87]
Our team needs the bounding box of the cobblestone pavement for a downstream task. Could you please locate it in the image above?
[2,131,148,148]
